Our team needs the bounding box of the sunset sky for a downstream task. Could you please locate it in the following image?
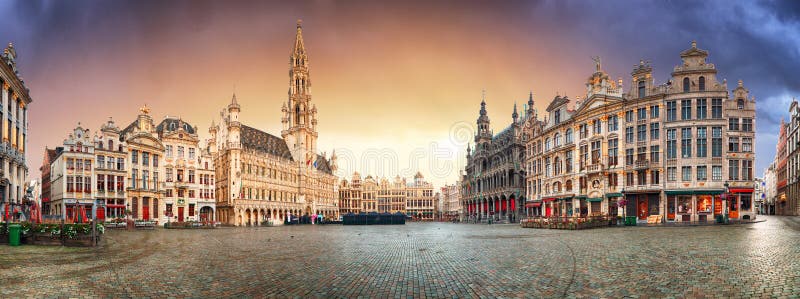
[2,0,798,186]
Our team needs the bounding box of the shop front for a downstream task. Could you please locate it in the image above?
[524,201,542,217]
[605,193,622,217]
[624,192,660,221]
[543,198,556,217]
[666,190,724,222]
[727,188,754,220]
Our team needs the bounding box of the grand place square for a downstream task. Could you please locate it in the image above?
[2,1,800,298]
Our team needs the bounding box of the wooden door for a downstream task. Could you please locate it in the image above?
[637,198,648,220]
[178,207,185,222]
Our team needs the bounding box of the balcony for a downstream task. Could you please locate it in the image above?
[587,163,603,174]
[634,159,649,170]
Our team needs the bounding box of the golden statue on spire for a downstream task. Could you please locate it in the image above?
[140,104,150,115]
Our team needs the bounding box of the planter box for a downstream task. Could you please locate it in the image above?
[63,235,100,247]
[32,233,62,246]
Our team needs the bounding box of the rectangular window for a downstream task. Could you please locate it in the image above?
[729,160,740,180]
[742,118,753,132]
[593,119,602,134]
[625,110,633,122]
[650,105,659,118]
[189,204,195,216]
[637,108,647,120]
[712,99,723,118]
[697,166,707,181]
[67,176,74,192]
[97,156,105,169]
[626,172,634,186]
[696,127,707,157]
[681,99,692,120]
[682,166,691,181]
[153,154,159,167]
[742,137,752,152]
[729,136,739,152]
[696,98,707,120]
[625,127,634,143]
[625,149,634,166]
[666,101,677,121]
[681,128,692,158]
[729,118,740,131]
[117,158,124,170]
[651,170,660,184]
[131,150,138,164]
[667,167,677,182]
[666,129,677,159]
[591,140,601,164]
[565,150,573,173]
[650,122,660,140]
[166,145,173,158]
[189,148,196,159]
[607,139,618,166]
[712,166,722,181]
[189,170,195,183]
[712,127,723,157]
[117,176,124,191]
[650,145,660,163]
[97,174,105,191]
[607,115,618,132]
[107,175,114,191]
[742,160,753,180]
[637,170,646,185]
[637,124,646,141]
[142,152,149,166]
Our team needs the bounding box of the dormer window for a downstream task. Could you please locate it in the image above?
[554,110,561,124]
[638,80,645,98]
[737,99,744,110]
[683,77,690,92]
[699,76,705,91]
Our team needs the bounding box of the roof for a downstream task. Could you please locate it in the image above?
[156,118,196,135]
[315,154,332,174]
[240,125,293,160]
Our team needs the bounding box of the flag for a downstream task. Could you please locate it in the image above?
[313,159,318,169]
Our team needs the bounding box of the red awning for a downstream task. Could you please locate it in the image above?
[525,202,542,208]
[543,198,556,202]
[729,188,754,194]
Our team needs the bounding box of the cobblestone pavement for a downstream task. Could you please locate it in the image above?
[1,215,799,298]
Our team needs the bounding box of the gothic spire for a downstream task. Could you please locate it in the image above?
[527,91,535,116]
[293,19,306,56]
[512,102,518,120]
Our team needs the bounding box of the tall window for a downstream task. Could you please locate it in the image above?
[142,170,149,190]
[696,98,707,119]
[591,140,601,164]
[166,168,173,182]
[565,128,573,143]
[728,136,740,152]
[554,110,561,124]
[651,170,660,184]
[681,128,692,158]
[712,165,722,181]
[625,127,634,143]
[697,166,707,181]
[142,152,149,166]
[650,122,660,140]
[637,170,646,185]
[545,138,551,151]
[696,127,707,157]
[637,146,646,162]
[650,105,659,118]
[131,150,138,164]
[625,148,634,166]
[166,145,173,158]
[682,166,691,181]
[608,139,618,166]
[683,77,690,92]
[737,99,745,109]
[667,167,677,181]
[666,129,677,159]
[625,110,633,122]
[565,150,573,173]
[729,160,740,180]
[711,127,723,157]
[666,101,677,121]
[638,80,645,98]
[593,119,602,134]
[607,115,618,132]
[742,160,753,180]
[637,124,646,141]
[178,146,185,158]
[698,76,705,91]
[712,99,723,118]
[189,148,196,159]
[554,133,561,147]
[637,108,647,120]
[650,145,660,163]
[681,99,692,120]
[545,158,551,176]
[580,124,588,139]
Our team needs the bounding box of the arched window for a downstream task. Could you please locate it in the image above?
[545,138,551,151]
[554,133,561,147]
[737,99,744,110]
[638,80,645,98]
[566,128,573,143]
[98,141,104,149]
[698,76,705,91]
[683,77,690,92]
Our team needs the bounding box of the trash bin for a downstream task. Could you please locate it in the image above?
[625,216,637,226]
[8,224,21,246]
